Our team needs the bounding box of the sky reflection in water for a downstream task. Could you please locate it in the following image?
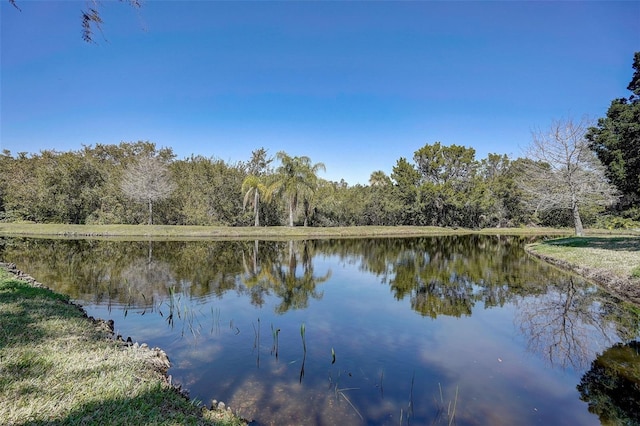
[1,236,638,425]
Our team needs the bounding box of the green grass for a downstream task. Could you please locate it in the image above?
[529,236,640,280]
[0,222,581,240]
[0,267,245,426]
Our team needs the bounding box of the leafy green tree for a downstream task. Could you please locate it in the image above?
[1,152,38,221]
[0,150,13,220]
[0,149,105,224]
[80,145,126,224]
[44,150,104,223]
[586,52,640,217]
[414,142,477,187]
[170,156,246,226]
[391,157,421,192]
[364,174,401,226]
[311,180,367,226]
[299,178,333,226]
[245,147,273,176]
[309,180,338,226]
[391,157,421,225]
[479,154,529,227]
[269,152,326,227]
[412,142,479,227]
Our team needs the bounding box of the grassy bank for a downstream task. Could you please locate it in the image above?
[0,222,575,240]
[527,236,640,305]
[0,265,244,426]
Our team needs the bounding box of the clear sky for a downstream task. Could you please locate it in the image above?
[1,1,638,185]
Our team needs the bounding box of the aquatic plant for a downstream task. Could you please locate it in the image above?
[328,370,362,420]
[210,306,221,335]
[271,323,280,358]
[408,372,414,422]
[252,318,261,367]
[335,387,362,421]
[435,383,459,426]
[299,322,307,383]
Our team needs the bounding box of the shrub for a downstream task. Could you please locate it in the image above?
[596,215,640,230]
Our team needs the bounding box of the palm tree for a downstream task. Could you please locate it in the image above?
[269,152,326,227]
[369,170,391,187]
[242,175,267,226]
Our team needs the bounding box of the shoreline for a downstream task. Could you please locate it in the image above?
[0,223,577,240]
[0,262,246,426]
[525,240,640,307]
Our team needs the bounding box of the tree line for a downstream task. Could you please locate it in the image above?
[0,53,637,232]
[0,137,629,230]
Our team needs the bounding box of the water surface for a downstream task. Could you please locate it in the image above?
[1,236,638,425]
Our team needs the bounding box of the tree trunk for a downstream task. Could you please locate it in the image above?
[572,200,584,236]
[253,240,259,272]
[303,199,309,227]
[148,198,153,225]
[288,240,295,270]
[288,198,295,227]
[253,190,260,227]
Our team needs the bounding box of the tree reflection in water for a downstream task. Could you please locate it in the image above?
[240,240,331,313]
[516,276,639,370]
[3,235,640,425]
[578,341,640,425]
[517,278,608,369]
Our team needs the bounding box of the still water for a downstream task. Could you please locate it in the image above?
[1,236,638,425]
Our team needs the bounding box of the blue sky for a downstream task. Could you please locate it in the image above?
[1,1,638,185]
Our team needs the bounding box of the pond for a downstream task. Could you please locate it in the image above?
[1,235,639,425]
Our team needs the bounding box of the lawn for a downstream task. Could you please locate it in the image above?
[531,237,640,279]
[0,266,245,426]
[0,222,573,240]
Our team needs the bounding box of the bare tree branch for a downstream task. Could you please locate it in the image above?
[82,0,142,43]
[519,117,618,235]
[8,0,142,43]
[120,156,175,225]
[8,0,21,12]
